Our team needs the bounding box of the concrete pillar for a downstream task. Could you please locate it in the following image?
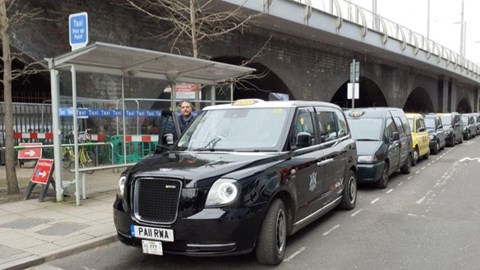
[439,76,449,112]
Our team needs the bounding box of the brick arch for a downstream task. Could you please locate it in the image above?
[330,76,388,108]
[403,87,434,113]
[209,56,292,101]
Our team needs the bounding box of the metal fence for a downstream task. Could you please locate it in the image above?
[0,102,53,147]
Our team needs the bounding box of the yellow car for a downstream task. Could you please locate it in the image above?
[405,113,430,166]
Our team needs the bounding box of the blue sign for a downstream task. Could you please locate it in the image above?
[59,107,161,118]
[69,12,88,50]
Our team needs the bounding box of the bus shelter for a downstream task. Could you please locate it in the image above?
[47,42,255,205]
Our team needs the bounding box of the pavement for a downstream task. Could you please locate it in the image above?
[0,166,122,270]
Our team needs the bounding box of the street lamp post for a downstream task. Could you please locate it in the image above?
[460,0,465,57]
[427,0,430,39]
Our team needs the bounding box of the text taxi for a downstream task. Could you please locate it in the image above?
[113,99,358,265]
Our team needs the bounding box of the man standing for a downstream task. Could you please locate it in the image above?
[177,100,196,133]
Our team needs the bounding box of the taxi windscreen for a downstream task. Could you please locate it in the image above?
[177,108,289,151]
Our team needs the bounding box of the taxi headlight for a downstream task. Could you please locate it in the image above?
[117,175,126,199]
[206,178,240,207]
[429,134,434,140]
[357,155,377,163]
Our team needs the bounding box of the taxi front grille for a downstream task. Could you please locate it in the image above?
[133,178,182,224]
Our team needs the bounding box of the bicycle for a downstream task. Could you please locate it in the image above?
[61,130,96,174]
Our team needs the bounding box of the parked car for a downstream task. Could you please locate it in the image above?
[472,113,480,134]
[437,112,463,146]
[405,113,430,165]
[114,99,358,265]
[461,114,477,140]
[345,107,412,189]
[423,113,446,154]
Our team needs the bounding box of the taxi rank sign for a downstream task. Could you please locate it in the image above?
[69,12,88,51]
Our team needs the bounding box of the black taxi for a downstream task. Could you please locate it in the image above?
[113,99,358,265]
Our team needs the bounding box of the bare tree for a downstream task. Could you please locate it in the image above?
[1,0,43,195]
[121,0,270,102]
[123,0,261,57]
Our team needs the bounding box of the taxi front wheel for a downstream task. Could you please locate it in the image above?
[340,170,357,210]
[256,199,287,265]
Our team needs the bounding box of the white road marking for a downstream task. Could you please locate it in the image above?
[459,157,480,162]
[371,198,380,204]
[397,181,404,186]
[427,162,433,166]
[415,171,420,174]
[284,247,306,262]
[323,224,340,236]
[351,208,363,217]
[407,176,413,180]
[408,213,418,217]
[386,188,394,194]
[416,196,426,205]
[421,166,426,170]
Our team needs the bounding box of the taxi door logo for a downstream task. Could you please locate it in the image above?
[309,172,317,191]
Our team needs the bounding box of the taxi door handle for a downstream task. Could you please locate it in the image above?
[317,158,333,166]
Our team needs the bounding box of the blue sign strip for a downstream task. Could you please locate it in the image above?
[59,108,161,118]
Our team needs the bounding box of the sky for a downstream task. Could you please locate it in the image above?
[350,0,480,64]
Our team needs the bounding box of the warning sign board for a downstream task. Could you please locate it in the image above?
[31,159,54,184]
[176,84,198,99]
[18,143,43,160]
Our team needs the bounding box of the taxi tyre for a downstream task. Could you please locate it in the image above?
[411,147,419,166]
[256,199,287,265]
[432,140,440,155]
[424,148,430,159]
[376,162,389,189]
[400,154,412,174]
[340,170,357,210]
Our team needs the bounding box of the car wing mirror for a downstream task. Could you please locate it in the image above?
[417,127,425,132]
[391,131,400,142]
[296,132,312,148]
[163,133,174,145]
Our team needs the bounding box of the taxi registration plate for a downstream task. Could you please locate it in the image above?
[130,225,174,242]
[142,240,163,255]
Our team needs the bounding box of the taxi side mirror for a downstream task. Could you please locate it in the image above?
[163,133,174,145]
[296,132,312,148]
[391,132,400,142]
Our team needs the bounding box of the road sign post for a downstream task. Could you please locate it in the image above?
[69,12,88,51]
[349,59,360,109]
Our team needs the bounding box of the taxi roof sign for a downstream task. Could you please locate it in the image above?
[232,99,264,106]
[348,110,366,117]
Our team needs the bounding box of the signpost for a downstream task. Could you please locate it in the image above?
[175,84,197,100]
[25,159,55,202]
[17,143,43,161]
[69,12,88,51]
[349,59,360,109]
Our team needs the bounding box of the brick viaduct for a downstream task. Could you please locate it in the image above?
[11,0,479,113]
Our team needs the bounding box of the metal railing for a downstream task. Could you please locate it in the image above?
[292,0,479,79]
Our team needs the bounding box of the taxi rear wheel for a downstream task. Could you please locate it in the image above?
[376,162,389,189]
[400,154,411,174]
[340,170,357,210]
[412,148,419,166]
[256,199,287,265]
